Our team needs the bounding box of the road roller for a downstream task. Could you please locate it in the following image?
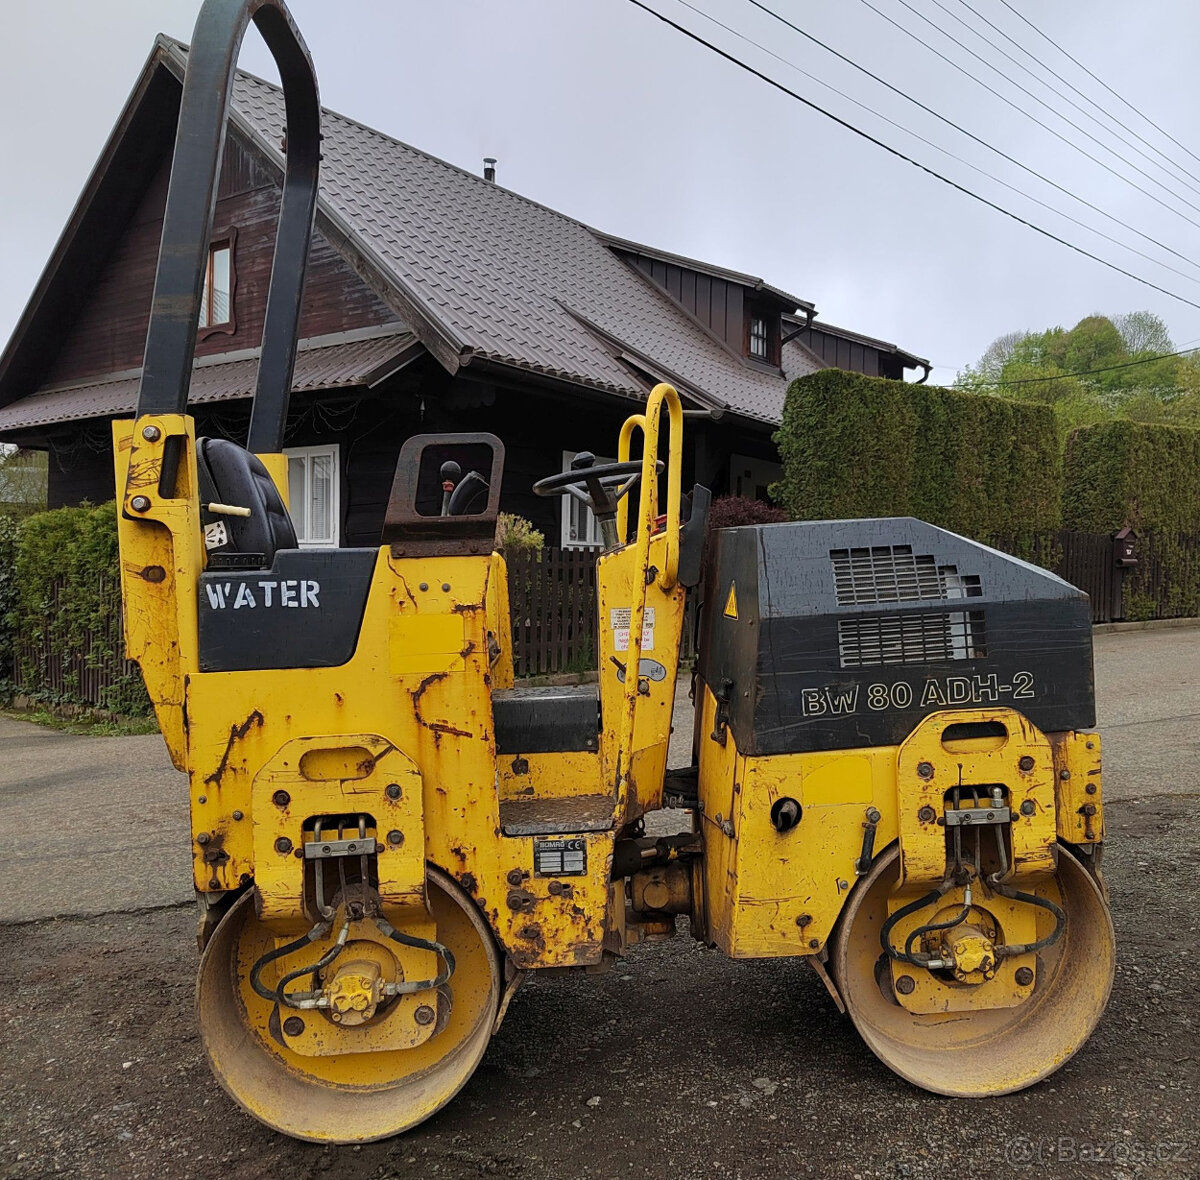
[112,0,1115,1142]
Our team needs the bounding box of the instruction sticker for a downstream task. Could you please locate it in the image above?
[610,607,655,652]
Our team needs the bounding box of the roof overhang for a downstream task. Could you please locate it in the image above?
[785,313,930,374]
[594,230,816,315]
[0,327,419,435]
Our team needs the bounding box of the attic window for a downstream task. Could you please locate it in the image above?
[749,314,769,360]
[745,303,778,364]
[199,235,236,333]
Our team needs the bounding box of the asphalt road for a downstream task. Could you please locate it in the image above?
[2,626,1198,1178]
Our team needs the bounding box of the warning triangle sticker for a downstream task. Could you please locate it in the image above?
[723,582,738,620]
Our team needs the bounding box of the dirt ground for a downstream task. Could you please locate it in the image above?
[3,628,1199,1179]
[3,797,1197,1180]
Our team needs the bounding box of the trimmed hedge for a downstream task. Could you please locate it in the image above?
[1065,420,1200,619]
[772,370,1062,544]
[7,502,150,714]
[1063,419,1200,532]
[0,514,17,687]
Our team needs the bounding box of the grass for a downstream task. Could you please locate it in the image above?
[1,706,160,737]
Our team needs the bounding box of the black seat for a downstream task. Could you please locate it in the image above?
[195,437,297,566]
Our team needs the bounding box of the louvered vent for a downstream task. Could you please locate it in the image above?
[838,610,986,668]
[830,545,982,606]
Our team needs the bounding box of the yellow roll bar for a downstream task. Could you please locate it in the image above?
[623,385,682,587]
[613,384,683,804]
[617,414,651,544]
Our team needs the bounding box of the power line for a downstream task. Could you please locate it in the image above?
[743,0,1200,282]
[621,0,1200,313]
[887,0,1200,214]
[934,0,1200,200]
[996,0,1200,175]
[859,0,1200,233]
[963,344,1200,388]
[954,0,1200,193]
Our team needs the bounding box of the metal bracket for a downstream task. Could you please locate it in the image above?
[710,677,733,746]
[944,806,1011,828]
[304,835,383,860]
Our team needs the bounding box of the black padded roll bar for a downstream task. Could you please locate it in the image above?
[135,0,320,458]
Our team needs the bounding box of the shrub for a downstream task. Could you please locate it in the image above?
[9,501,150,715]
[0,513,18,690]
[706,495,786,531]
[497,512,544,553]
[772,369,1061,556]
[1064,419,1200,619]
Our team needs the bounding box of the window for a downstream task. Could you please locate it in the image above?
[199,238,234,331]
[286,444,340,547]
[560,450,613,549]
[749,314,769,360]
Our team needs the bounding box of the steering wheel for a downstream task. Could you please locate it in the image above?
[533,452,663,548]
[533,451,660,506]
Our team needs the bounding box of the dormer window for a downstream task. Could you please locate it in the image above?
[199,231,237,335]
[745,303,778,365]
[749,314,769,360]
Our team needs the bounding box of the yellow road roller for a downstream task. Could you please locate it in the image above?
[113,0,1114,1142]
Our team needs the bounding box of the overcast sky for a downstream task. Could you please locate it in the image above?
[3,0,1199,384]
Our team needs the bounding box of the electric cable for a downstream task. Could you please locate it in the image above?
[996,0,1200,174]
[624,0,1200,314]
[858,0,1200,232]
[743,0,1200,280]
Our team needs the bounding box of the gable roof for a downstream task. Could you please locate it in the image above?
[0,36,925,433]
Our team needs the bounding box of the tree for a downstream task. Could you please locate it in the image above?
[955,312,1198,433]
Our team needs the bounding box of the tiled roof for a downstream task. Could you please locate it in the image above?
[0,330,415,432]
[212,55,818,425]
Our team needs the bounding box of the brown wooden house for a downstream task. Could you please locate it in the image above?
[0,36,928,550]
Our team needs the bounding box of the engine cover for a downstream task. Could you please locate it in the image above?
[697,518,1094,755]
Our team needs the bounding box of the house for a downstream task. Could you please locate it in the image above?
[0,36,928,550]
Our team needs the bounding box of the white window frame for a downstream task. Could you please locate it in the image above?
[199,240,233,329]
[285,443,341,548]
[559,449,614,549]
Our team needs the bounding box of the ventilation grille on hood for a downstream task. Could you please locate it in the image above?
[831,545,982,606]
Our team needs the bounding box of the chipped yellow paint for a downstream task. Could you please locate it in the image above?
[115,388,688,998]
[895,707,1057,888]
[1050,730,1105,843]
[497,750,601,802]
[251,735,425,932]
[113,415,203,770]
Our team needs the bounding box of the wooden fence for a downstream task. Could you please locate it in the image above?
[11,575,141,709]
[505,548,600,678]
[6,530,1188,705]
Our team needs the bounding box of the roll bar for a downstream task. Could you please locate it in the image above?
[135,0,321,458]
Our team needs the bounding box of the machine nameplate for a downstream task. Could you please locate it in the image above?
[533,838,587,877]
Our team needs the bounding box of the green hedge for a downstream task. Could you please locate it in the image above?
[7,502,150,715]
[1065,420,1200,619]
[0,514,17,687]
[1063,419,1200,531]
[772,370,1062,546]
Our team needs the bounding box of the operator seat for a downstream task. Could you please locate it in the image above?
[196,437,297,565]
